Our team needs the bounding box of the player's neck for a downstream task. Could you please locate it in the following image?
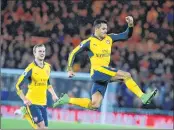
[35,59,44,68]
[94,33,103,40]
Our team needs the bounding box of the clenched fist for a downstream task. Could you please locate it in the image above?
[125,16,134,27]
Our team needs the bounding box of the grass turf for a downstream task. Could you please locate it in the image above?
[1,117,149,129]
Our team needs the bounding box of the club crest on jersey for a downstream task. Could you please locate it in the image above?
[93,43,97,46]
[106,40,110,44]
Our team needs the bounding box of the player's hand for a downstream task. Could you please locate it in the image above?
[125,16,134,27]
[52,95,59,102]
[23,98,32,106]
[68,71,75,78]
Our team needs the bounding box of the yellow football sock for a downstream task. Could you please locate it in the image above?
[23,114,38,129]
[124,78,144,98]
[69,98,92,109]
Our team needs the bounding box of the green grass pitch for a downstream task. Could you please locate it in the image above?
[1,117,150,129]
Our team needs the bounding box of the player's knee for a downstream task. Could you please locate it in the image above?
[91,101,100,109]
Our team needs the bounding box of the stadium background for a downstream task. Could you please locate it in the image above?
[1,0,173,129]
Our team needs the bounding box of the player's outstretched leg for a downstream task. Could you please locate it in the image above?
[14,106,38,129]
[53,93,93,109]
[124,76,157,104]
[111,70,157,104]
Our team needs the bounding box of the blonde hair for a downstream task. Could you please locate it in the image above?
[33,44,45,54]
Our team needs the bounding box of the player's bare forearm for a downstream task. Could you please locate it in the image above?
[48,86,58,102]
[17,90,26,101]
[48,87,57,97]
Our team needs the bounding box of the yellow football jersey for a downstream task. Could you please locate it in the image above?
[67,27,133,76]
[16,61,52,105]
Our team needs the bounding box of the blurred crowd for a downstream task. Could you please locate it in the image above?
[1,0,173,110]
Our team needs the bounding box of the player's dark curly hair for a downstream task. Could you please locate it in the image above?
[93,19,107,28]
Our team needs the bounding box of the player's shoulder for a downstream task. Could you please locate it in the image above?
[81,37,92,44]
[106,33,116,40]
[44,62,52,71]
[22,62,34,76]
[106,33,116,37]
[24,62,35,71]
[44,62,52,68]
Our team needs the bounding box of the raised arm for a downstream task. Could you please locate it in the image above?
[108,16,134,42]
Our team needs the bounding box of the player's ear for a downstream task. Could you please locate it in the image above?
[95,26,99,32]
[33,47,35,55]
[33,49,36,56]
